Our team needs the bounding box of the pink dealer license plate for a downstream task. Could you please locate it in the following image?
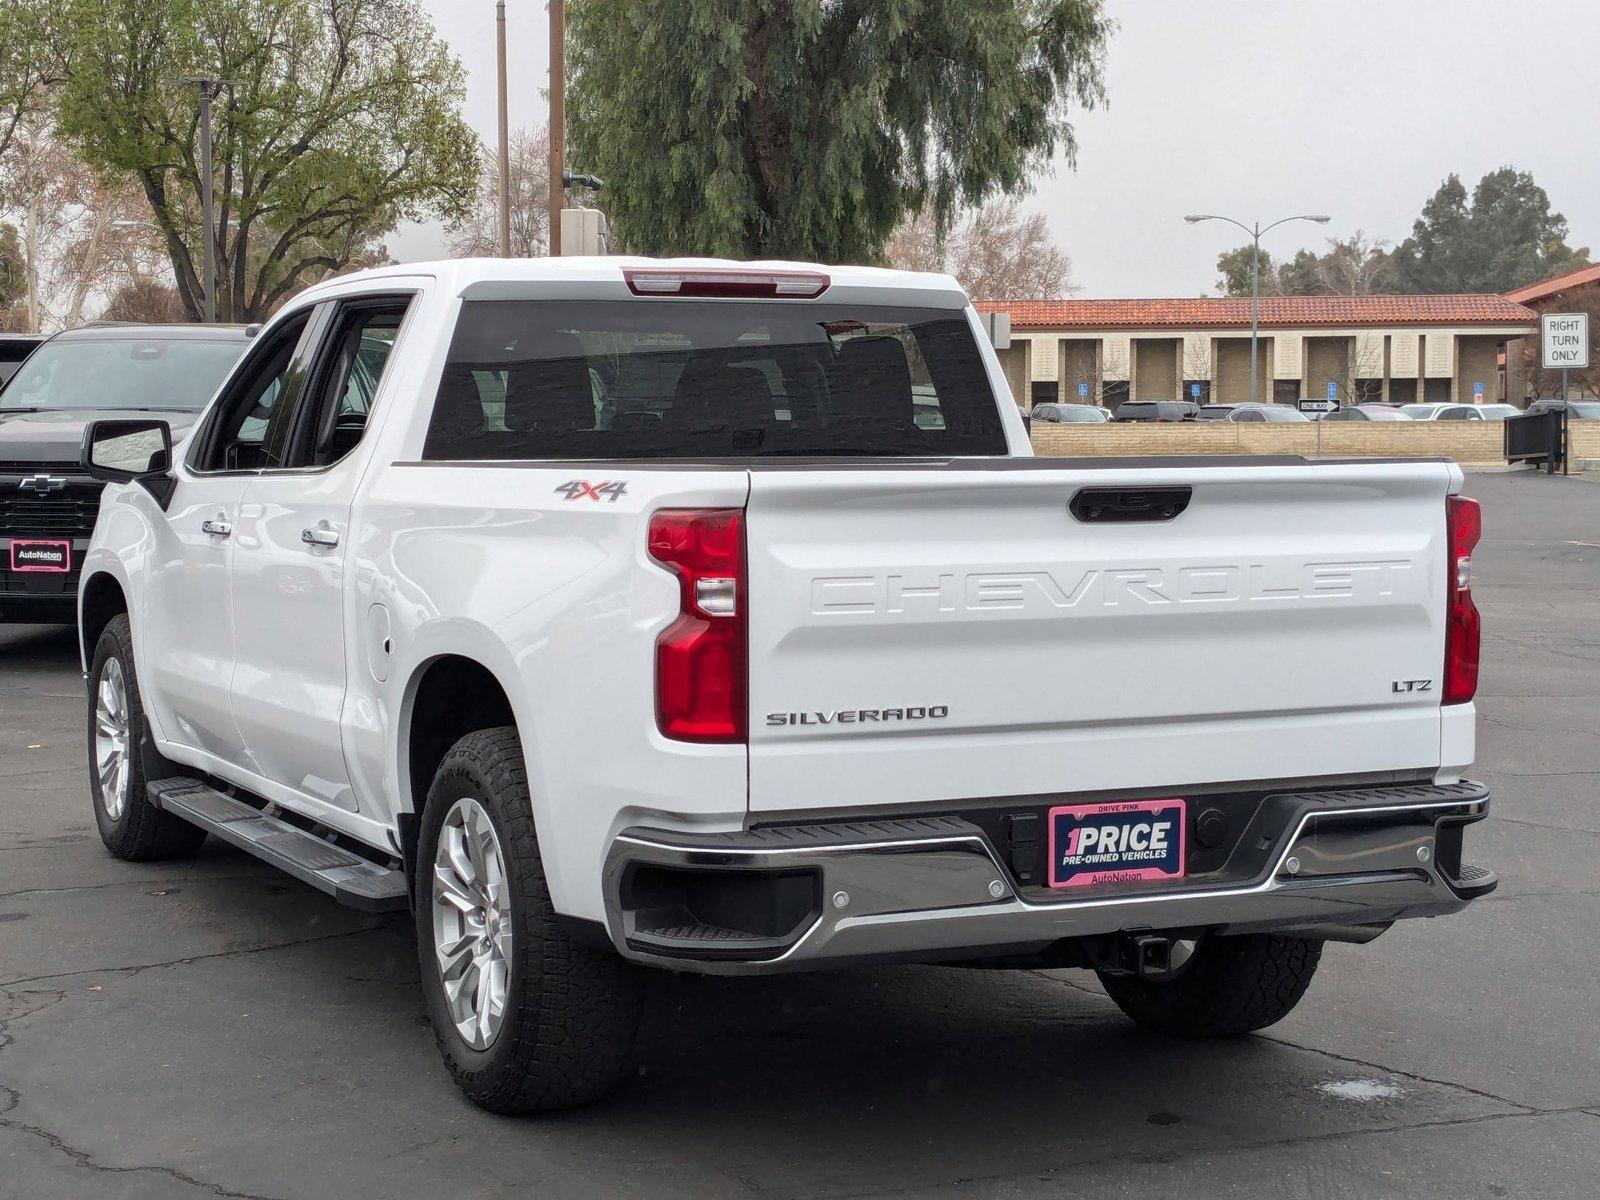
[1047,799,1187,889]
[9,540,71,573]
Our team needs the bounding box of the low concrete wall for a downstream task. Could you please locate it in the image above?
[1030,421,1510,464]
[1569,422,1600,469]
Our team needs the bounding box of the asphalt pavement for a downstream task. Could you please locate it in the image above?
[2,469,1597,1199]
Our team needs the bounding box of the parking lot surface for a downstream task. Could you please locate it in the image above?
[2,470,1597,1199]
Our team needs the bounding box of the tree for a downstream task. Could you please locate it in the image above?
[1392,168,1590,293]
[102,278,186,323]
[0,224,23,311]
[885,198,1074,298]
[52,0,480,321]
[567,0,1111,261]
[1318,231,1393,295]
[1275,248,1325,297]
[0,113,166,331]
[1216,231,1393,298]
[1215,244,1272,298]
[0,1,49,177]
[447,126,551,258]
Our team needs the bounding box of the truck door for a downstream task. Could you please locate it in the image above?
[229,294,413,816]
[141,309,320,767]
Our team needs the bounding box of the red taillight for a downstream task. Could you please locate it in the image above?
[1444,495,1481,705]
[648,509,747,742]
[623,268,830,299]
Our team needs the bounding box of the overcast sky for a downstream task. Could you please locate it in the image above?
[398,0,1600,298]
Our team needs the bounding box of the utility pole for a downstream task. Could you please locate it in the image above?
[496,0,511,256]
[548,0,565,256]
[185,77,222,322]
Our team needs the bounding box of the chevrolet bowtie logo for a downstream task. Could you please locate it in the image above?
[18,475,67,495]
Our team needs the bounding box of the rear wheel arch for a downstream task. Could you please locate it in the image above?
[401,653,520,877]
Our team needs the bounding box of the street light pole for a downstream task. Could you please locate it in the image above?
[1185,212,1333,406]
[1249,222,1260,408]
[496,0,511,256]
[183,76,238,323]
[191,78,218,323]
[548,0,565,257]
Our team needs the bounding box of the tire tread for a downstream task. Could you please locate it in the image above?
[421,727,641,1114]
[90,614,207,862]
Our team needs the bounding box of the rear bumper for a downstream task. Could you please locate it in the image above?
[601,781,1492,974]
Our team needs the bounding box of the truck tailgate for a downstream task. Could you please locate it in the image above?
[745,460,1454,814]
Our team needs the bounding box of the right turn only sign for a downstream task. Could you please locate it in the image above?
[1542,312,1591,370]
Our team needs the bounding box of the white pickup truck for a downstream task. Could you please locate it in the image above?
[77,258,1493,1114]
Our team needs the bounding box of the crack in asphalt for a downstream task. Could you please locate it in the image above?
[1029,968,1539,1113]
[1484,813,1600,838]
[1478,886,1600,903]
[0,924,384,989]
[1257,1031,1533,1112]
[0,1088,284,1200]
[0,872,267,902]
[817,1105,1600,1199]
[0,937,383,1200]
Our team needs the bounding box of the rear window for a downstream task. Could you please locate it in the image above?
[422,300,1007,460]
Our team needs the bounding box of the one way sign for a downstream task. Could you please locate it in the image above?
[1542,312,1591,370]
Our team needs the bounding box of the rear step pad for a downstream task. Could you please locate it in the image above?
[148,778,408,912]
[1447,862,1499,900]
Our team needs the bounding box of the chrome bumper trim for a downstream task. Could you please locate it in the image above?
[602,782,1489,974]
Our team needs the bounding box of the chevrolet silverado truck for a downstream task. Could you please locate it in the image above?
[1,323,249,624]
[76,258,1494,1114]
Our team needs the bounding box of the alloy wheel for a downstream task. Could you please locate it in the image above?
[431,796,513,1050]
[94,657,131,820]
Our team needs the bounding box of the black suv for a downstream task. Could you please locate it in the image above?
[0,324,250,624]
[1113,399,1202,422]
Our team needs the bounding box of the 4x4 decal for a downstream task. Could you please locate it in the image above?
[554,480,628,503]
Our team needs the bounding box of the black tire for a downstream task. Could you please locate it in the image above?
[87,614,207,861]
[416,727,643,1114]
[1098,934,1322,1037]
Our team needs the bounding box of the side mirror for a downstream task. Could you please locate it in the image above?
[80,419,176,506]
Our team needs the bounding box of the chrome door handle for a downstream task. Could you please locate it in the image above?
[301,526,340,548]
[201,519,231,538]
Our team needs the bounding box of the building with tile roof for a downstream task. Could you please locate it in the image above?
[974,294,1539,409]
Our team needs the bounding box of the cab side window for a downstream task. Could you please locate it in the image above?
[286,298,411,469]
[191,311,315,472]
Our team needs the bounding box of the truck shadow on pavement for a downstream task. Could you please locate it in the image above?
[0,843,1512,1200]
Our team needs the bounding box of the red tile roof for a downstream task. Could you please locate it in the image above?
[975,294,1537,330]
[1504,263,1600,305]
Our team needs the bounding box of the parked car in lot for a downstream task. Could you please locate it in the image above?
[77,258,1494,1114]
[1114,399,1202,422]
[0,324,251,624]
[1222,403,1311,423]
[1032,402,1109,424]
[0,333,44,387]
[1400,403,1519,422]
[1525,398,1600,419]
[1318,404,1413,422]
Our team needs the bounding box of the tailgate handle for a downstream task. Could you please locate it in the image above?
[1069,486,1192,523]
